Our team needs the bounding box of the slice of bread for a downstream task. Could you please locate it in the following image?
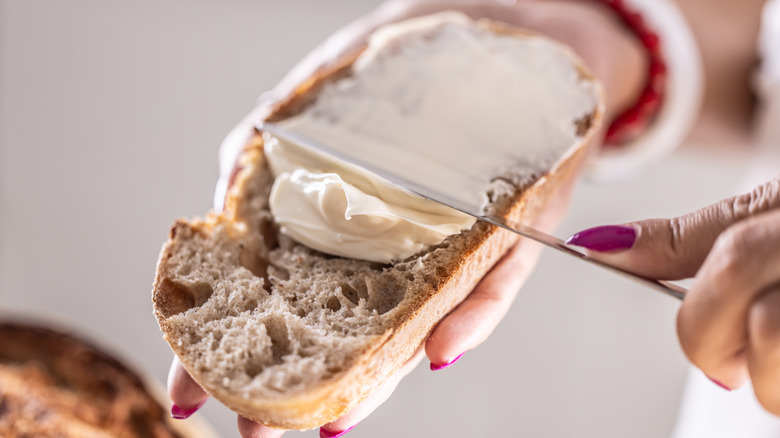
[0,320,215,438]
[153,15,602,430]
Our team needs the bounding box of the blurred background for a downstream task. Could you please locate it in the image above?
[0,1,756,436]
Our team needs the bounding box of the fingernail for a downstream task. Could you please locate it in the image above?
[170,400,206,420]
[565,225,637,252]
[320,424,356,438]
[430,353,464,371]
[707,376,732,392]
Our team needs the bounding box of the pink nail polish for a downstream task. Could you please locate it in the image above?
[565,225,637,252]
[707,376,732,392]
[430,353,464,371]
[170,400,206,420]
[319,424,356,438]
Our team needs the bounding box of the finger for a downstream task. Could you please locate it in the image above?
[425,237,544,367]
[747,287,780,415]
[424,160,579,368]
[567,178,780,279]
[320,346,426,436]
[677,209,780,390]
[167,356,209,419]
[237,416,286,438]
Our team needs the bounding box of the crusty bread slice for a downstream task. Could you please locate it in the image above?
[0,320,215,438]
[153,17,602,430]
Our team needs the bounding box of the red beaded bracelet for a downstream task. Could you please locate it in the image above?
[584,0,667,148]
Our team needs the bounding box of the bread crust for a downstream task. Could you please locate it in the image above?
[153,18,602,430]
[0,320,198,438]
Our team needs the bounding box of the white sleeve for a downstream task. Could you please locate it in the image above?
[672,2,780,437]
[587,0,704,182]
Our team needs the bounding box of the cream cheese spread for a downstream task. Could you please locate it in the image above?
[264,12,601,263]
[265,136,474,263]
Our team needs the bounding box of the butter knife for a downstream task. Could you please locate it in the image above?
[258,122,686,301]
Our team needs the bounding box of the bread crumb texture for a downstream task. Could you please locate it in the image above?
[156,145,493,398]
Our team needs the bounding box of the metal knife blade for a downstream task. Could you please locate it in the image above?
[258,121,686,301]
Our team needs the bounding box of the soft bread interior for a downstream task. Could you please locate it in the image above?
[156,142,494,410]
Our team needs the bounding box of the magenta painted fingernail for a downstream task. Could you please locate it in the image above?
[320,424,356,438]
[430,353,464,371]
[170,400,205,420]
[565,225,637,252]
[707,376,732,392]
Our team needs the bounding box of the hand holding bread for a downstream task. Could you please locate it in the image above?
[156,1,648,436]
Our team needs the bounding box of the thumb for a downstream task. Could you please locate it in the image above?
[565,178,780,280]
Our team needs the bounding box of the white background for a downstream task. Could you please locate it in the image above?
[0,1,754,436]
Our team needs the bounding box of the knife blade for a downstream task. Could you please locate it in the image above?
[258,121,686,301]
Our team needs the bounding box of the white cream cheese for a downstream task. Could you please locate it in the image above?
[265,12,600,263]
[265,136,474,263]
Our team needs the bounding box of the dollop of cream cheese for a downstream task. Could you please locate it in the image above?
[264,12,600,263]
[266,136,474,263]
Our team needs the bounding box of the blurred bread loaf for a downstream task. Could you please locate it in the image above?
[153,13,602,430]
[0,320,214,438]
